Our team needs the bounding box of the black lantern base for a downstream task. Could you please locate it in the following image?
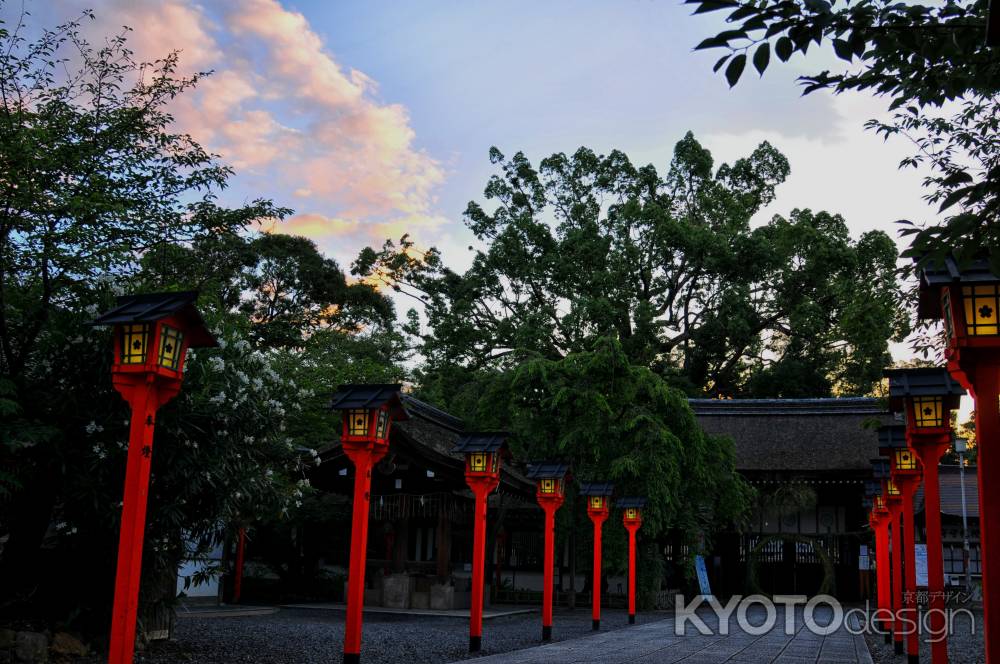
[908,656,919,664]
[883,633,891,644]
[894,640,904,655]
[343,654,360,664]
[628,614,635,625]
[592,619,600,631]
[469,636,481,652]
[542,625,552,641]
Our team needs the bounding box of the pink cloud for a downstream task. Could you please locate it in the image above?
[78,0,448,248]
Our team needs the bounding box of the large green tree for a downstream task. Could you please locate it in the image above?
[686,0,1000,271]
[0,8,407,643]
[357,134,907,397]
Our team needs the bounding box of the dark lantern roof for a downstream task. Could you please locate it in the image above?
[885,367,965,400]
[452,432,509,454]
[871,458,890,479]
[918,255,1000,319]
[330,384,408,421]
[525,461,570,480]
[579,482,614,496]
[617,496,647,508]
[878,425,908,450]
[91,291,216,347]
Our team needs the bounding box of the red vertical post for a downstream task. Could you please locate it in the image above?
[625,523,638,624]
[233,527,246,604]
[890,502,905,655]
[971,364,1000,663]
[108,388,158,664]
[589,512,607,630]
[541,502,559,640]
[912,442,950,664]
[873,515,892,642]
[469,483,491,652]
[342,445,380,664]
[899,476,921,664]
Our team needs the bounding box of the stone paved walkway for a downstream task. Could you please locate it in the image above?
[461,606,873,663]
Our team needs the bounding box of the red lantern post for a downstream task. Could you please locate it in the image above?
[233,526,247,604]
[919,257,1000,662]
[526,462,570,641]
[580,482,613,631]
[452,433,510,653]
[330,384,408,664]
[884,477,905,656]
[92,292,216,664]
[887,368,965,664]
[618,497,645,625]
[870,460,893,644]
[882,425,923,664]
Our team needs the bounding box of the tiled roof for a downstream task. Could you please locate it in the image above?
[916,465,980,518]
[616,496,647,508]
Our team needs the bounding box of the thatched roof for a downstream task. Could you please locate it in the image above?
[690,398,892,474]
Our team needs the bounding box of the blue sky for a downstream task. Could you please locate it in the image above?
[28,0,943,366]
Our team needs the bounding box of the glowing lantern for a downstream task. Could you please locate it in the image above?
[452,433,511,652]
[330,384,408,664]
[918,254,1000,661]
[525,461,571,641]
[91,291,215,664]
[878,425,921,477]
[617,496,646,625]
[580,481,614,631]
[886,367,963,432]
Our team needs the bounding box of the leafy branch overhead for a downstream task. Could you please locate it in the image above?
[688,0,1000,271]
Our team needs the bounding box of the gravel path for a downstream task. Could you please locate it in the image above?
[116,607,664,664]
[864,609,984,664]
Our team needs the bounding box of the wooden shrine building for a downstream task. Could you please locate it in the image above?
[690,397,892,601]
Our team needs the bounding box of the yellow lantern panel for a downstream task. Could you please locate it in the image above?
[875,495,885,510]
[120,323,150,364]
[894,448,918,471]
[625,508,638,520]
[942,289,955,340]
[540,478,556,494]
[589,496,604,510]
[912,396,944,428]
[157,325,184,371]
[887,480,900,496]
[963,284,1000,336]
[375,409,389,440]
[347,409,371,437]
[469,452,496,473]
